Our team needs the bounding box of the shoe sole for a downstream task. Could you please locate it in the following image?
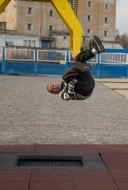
[93,35,105,52]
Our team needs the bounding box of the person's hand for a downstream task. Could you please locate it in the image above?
[63,93,71,101]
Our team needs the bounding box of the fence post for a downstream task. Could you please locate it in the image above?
[96,53,101,78]
[1,47,5,74]
[65,50,70,72]
[34,49,37,75]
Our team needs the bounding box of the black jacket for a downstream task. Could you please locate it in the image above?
[62,66,95,97]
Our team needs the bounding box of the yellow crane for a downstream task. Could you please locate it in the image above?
[0,0,82,57]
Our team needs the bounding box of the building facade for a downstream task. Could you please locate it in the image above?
[0,0,116,49]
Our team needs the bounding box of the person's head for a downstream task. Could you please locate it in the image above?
[47,83,62,94]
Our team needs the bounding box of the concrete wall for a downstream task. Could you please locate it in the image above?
[0,0,16,30]
[0,34,40,47]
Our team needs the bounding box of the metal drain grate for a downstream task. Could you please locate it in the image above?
[0,153,107,170]
[17,156,83,167]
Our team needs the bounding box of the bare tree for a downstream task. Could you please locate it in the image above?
[115,34,128,49]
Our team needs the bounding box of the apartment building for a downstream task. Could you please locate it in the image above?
[77,0,116,40]
[0,0,116,49]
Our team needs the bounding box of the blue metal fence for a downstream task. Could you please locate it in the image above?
[0,47,128,78]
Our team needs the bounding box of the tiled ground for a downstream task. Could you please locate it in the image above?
[95,78,128,98]
[0,145,128,190]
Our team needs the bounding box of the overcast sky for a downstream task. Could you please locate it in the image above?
[116,0,128,34]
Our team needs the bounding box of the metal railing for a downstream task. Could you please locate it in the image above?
[2,47,128,65]
[37,49,67,64]
[100,52,128,64]
[0,47,3,60]
[5,47,36,62]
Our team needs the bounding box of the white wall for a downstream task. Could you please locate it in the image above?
[0,34,40,47]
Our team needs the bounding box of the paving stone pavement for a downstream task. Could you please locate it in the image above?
[0,75,128,145]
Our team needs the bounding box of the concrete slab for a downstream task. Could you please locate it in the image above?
[95,78,128,98]
[115,90,128,98]
[103,83,128,89]
[95,78,128,83]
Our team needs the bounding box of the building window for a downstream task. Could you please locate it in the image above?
[49,10,53,17]
[104,30,107,37]
[41,40,49,48]
[32,40,36,47]
[23,40,35,47]
[87,29,91,35]
[49,25,53,31]
[28,40,31,47]
[6,41,14,46]
[23,40,27,46]
[0,22,6,29]
[27,23,33,31]
[28,7,32,15]
[88,1,92,8]
[87,15,91,22]
[105,3,108,10]
[105,17,108,23]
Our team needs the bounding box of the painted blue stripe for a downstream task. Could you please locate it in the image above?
[105,49,128,53]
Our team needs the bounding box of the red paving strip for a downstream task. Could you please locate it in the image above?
[1,145,128,190]
[0,145,35,153]
[73,182,118,190]
[0,182,29,190]
[30,170,112,183]
[100,154,128,170]
[35,144,98,154]
[30,181,74,190]
[96,144,128,154]
[0,170,31,190]
[0,170,31,181]
[30,182,118,190]
[67,170,112,183]
[110,169,128,183]
[117,183,128,190]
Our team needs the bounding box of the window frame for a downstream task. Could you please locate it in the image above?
[104,30,108,37]
[27,23,33,31]
[28,7,32,15]
[87,15,91,22]
[49,10,53,17]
